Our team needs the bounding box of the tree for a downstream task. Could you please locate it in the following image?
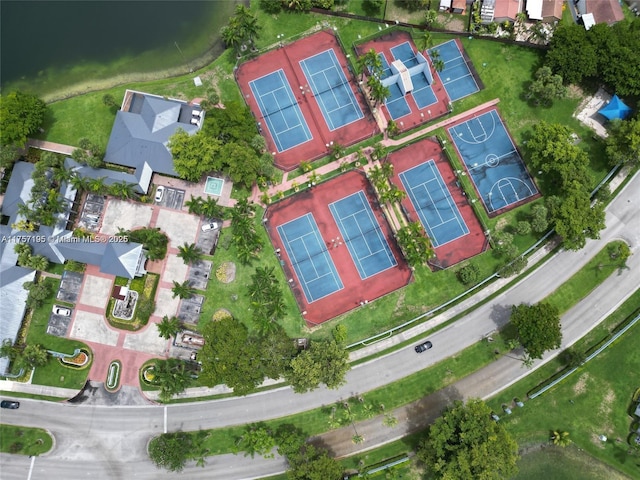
[456,262,480,286]
[23,281,52,309]
[171,280,197,300]
[26,254,49,272]
[109,181,137,200]
[177,242,203,265]
[417,398,519,480]
[259,325,297,380]
[157,315,181,340]
[169,129,222,182]
[274,424,306,458]
[148,431,194,472]
[200,317,265,395]
[397,0,428,11]
[287,444,343,480]
[0,91,47,147]
[102,94,118,109]
[362,0,384,15]
[248,266,286,333]
[0,339,22,364]
[396,222,435,267]
[260,0,282,14]
[424,9,438,26]
[606,118,640,168]
[416,31,434,52]
[237,423,276,458]
[357,48,383,81]
[551,430,571,447]
[0,144,20,169]
[545,23,597,85]
[152,358,193,402]
[527,66,566,107]
[15,344,49,370]
[530,203,549,233]
[222,142,262,187]
[285,340,350,393]
[510,302,562,360]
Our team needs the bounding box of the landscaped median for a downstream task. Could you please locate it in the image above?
[145,240,633,474]
[0,424,53,456]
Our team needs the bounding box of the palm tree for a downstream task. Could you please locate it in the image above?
[424,9,438,27]
[201,197,224,220]
[234,5,260,47]
[221,17,244,56]
[433,59,445,73]
[551,430,571,447]
[177,242,203,265]
[152,358,192,402]
[380,161,394,179]
[27,254,50,272]
[171,280,196,300]
[417,31,434,52]
[157,315,181,340]
[87,177,107,194]
[109,181,137,200]
[52,166,75,186]
[371,143,387,162]
[69,173,90,192]
[369,78,390,107]
[185,196,205,216]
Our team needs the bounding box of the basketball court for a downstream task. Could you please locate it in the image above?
[447,108,539,215]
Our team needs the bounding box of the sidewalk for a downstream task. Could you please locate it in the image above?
[0,379,78,400]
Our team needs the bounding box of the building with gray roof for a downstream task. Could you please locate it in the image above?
[104,90,204,191]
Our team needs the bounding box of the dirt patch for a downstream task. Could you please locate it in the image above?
[212,308,233,322]
[598,389,616,420]
[573,373,590,395]
[567,84,584,100]
[215,261,236,284]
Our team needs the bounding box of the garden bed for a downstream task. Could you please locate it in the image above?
[59,348,91,369]
[105,360,122,392]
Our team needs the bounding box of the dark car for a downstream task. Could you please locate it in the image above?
[414,340,433,353]
[1,400,20,409]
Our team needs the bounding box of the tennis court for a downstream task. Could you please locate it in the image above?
[300,49,364,131]
[329,191,397,280]
[429,40,479,101]
[399,160,469,247]
[249,70,313,152]
[391,42,420,67]
[448,109,538,214]
[277,213,343,303]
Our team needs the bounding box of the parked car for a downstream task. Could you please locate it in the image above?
[201,221,219,232]
[155,186,165,203]
[1,400,20,409]
[52,305,71,317]
[414,340,433,353]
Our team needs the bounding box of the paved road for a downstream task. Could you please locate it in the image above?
[1,172,638,479]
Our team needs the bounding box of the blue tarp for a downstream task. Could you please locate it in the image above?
[598,95,632,121]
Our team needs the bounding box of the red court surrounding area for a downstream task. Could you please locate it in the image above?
[265,170,412,325]
[356,30,451,134]
[236,30,379,171]
[388,137,488,268]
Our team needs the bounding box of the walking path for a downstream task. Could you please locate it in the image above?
[26,139,77,156]
[249,99,500,205]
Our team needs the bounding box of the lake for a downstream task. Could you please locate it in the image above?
[0,0,243,96]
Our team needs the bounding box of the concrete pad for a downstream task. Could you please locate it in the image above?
[155,209,199,249]
[100,199,154,235]
[79,275,113,309]
[70,311,119,346]
[164,254,189,284]
[122,324,167,356]
[153,288,180,318]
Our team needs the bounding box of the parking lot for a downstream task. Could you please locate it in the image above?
[47,306,73,337]
[195,220,221,255]
[177,294,204,325]
[188,260,212,291]
[56,271,83,304]
[78,194,105,232]
[155,186,185,210]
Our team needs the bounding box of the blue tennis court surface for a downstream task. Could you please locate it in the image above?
[300,49,364,131]
[429,40,479,101]
[381,42,437,120]
[249,70,313,152]
[399,161,469,247]
[277,213,343,303]
[329,191,397,279]
[448,110,538,214]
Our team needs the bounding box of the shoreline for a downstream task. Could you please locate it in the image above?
[38,38,229,104]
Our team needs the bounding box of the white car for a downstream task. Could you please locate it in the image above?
[52,305,71,317]
[201,221,220,232]
[155,186,165,203]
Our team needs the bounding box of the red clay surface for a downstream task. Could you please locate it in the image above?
[265,170,412,325]
[388,137,488,268]
[445,105,541,217]
[356,30,451,134]
[236,30,379,171]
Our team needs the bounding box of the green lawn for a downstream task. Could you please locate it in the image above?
[488,289,640,480]
[514,445,632,480]
[0,424,53,456]
[24,277,91,390]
